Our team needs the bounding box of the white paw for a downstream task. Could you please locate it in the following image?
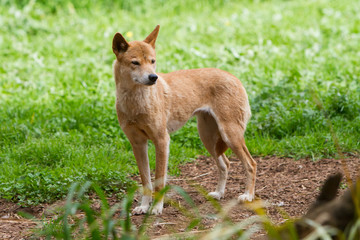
[238,193,254,202]
[132,205,150,215]
[151,203,163,215]
[208,191,224,200]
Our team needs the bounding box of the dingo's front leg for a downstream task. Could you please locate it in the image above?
[132,141,152,215]
[132,142,152,214]
[151,134,170,215]
[125,127,153,215]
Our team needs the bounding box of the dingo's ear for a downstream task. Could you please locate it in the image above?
[112,32,129,56]
[308,173,342,212]
[317,173,342,203]
[144,25,160,49]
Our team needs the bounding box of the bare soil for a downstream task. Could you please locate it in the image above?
[1,155,359,239]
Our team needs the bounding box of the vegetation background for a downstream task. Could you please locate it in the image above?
[0,0,359,207]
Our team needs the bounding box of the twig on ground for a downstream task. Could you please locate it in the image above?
[168,172,211,181]
[153,229,209,240]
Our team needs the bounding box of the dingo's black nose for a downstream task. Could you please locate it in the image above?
[148,74,158,83]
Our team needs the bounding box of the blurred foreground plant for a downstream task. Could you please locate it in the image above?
[34,177,360,240]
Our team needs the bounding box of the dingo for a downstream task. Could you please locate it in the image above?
[271,174,359,239]
[112,25,256,215]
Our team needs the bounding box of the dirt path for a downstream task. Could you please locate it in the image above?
[1,155,359,239]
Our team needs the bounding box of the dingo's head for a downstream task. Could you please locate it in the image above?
[112,25,160,86]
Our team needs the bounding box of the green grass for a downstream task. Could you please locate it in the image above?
[1,0,360,205]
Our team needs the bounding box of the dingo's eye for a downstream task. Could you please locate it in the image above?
[151,59,156,64]
[131,61,140,65]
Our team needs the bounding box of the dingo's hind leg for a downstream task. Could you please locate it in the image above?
[197,111,229,200]
[218,122,256,202]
